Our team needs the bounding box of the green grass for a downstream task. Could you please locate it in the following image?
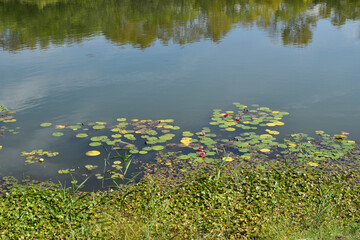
[1,162,360,239]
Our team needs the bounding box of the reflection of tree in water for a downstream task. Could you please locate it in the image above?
[281,17,314,47]
[0,0,359,51]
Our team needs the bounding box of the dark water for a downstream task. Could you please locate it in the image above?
[0,0,360,186]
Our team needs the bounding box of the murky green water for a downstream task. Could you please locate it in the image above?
[0,0,360,186]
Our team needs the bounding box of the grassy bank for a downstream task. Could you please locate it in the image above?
[1,162,360,239]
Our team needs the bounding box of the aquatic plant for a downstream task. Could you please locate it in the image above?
[21,149,59,164]
[0,106,8,112]
[0,108,20,150]
[10,102,359,185]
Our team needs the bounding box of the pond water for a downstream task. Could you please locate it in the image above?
[0,0,360,188]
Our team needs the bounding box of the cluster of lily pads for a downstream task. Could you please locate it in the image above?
[281,131,357,167]
[36,118,182,179]
[174,103,289,163]
[18,102,360,183]
[21,149,59,164]
[0,107,20,150]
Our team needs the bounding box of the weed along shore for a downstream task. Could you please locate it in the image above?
[1,103,360,238]
[1,163,360,239]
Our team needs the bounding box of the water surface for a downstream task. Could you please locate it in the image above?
[0,0,360,185]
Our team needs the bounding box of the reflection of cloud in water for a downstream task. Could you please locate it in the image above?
[0,77,48,111]
[0,63,106,112]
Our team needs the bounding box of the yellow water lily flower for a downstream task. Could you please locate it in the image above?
[180,137,192,146]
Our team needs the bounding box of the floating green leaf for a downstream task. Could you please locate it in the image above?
[124,134,136,141]
[182,131,194,137]
[52,132,64,137]
[85,165,98,170]
[90,136,108,142]
[89,142,102,147]
[76,133,88,138]
[58,169,75,174]
[40,123,52,127]
[68,125,81,130]
[86,150,101,156]
[152,145,164,151]
[22,149,59,164]
[93,125,105,130]
[111,134,122,138]
[178,155,190,160]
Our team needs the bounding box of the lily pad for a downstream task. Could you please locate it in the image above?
[52,132,64,137]
[95,174,103,179]
[22,149,59,164]
[110,134,121,140]
[68,125,81,130]
[58,169,75,174]
[3,119,16,123]
[90,136,108,142]
[93,125,105,130]
[40,123,52,127]
[89,142,102,147]
[178,155,190,160]
[76,133,88,138]
[182,131,194,137]
[86,150,101,156]
[85,165,98,170]
[260,148,271,153]
[124,134,136,141]
[152,145,164,151]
